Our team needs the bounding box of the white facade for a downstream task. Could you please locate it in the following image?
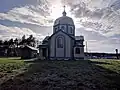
[49,31,73,59]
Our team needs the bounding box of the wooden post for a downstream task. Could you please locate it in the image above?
[115,49,119,59]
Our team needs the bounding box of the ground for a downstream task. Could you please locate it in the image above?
[0,57,26,77]
[0,57,28,85]
[0,58,120,90]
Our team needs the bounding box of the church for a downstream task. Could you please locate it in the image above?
[39,7,85,60]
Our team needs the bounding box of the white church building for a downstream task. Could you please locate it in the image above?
[39,7,85,60]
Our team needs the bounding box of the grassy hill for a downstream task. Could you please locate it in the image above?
[0,59,120,90]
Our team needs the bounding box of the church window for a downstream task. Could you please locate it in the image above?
[70,27,73,33]
[57,37,63,48]
[55,28,57,32]
[75,48,80,54]
[61,26,65,31]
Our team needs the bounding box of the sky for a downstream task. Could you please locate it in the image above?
[0,0,120,53]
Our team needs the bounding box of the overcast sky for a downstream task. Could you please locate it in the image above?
[0,0,120,53]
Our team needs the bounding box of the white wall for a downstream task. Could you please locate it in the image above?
[50,31,72,58]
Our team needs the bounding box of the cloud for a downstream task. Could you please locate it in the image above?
[0,0,120,53]
[0,24,37,40]
[0,0,51,12]
[76,27,120,53]
[0,5,53,26]
[0,19,53,37]
[64,0,120,37]
[0,0,54,40]
[87,40,119,53]
[76,27,107,41]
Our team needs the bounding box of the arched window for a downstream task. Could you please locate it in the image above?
[75,48,80,54]
[57,37,63,48]
[55,28,57,32]
[70,27,73,33]
[61,26,65,31]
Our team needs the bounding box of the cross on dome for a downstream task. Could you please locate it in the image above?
[62,5,67,16]
[64,5,66,11]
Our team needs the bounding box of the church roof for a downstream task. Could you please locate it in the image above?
[20,45,38,51]
[43,36,50,41]
[48,29,74,40]
[54,6,74,26]
[54,16,74,26]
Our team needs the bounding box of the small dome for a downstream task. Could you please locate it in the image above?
[54,16,74,26]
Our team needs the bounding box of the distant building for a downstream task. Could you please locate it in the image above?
[39,7,84,60]
[20,45,38,59]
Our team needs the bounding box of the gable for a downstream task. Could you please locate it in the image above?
[48,30,74,40]
[49,30,74,58]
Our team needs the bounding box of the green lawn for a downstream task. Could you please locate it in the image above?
[0,57,21,64]
[91,59,120,74]
[0,59,120,90]
[0,57,26,78]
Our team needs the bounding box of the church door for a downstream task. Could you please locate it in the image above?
[42,48,47,59]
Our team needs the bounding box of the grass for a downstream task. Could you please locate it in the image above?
[0,59,120,90]
[0,57,21,64]
[91,59,120,74]
[0,57,26,78]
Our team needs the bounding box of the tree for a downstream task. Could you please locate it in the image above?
[19,35,36,47]
[19,35,26,45]
[29,35,33,40]
[22,35,25,40]
[3,40,9,56]
[26,35,36,47]
[14,38,18,46]
[0,40,3,45]
[4,41,8,46]
[9,39,14,46]
[14,38,19,56]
